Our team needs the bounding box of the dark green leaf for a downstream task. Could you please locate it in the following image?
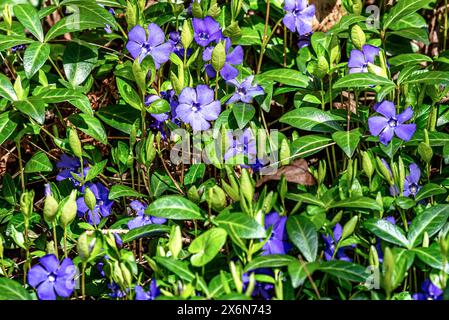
[146,195,205,220]
[0,278,33,300]
[407,204,449,248]
[108,184,146,200]
[364,218,409,247]
[286,215,317,262]
[319,260,368,282]
[63,42,98,86]
[121,224,170,243]
[244,255,296,272]
[13,4,44,42]
[280,107,343,133]
[214,211,266,239]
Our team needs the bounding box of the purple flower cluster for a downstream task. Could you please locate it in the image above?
[135,279,161,300]
[413,280,443,300]
[77,182,114,225]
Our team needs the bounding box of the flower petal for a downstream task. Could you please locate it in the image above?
[200,100,221,121]
[28,265,48,288]
[178,87,197,105]
[368,116,388,136]
[348,49,365,68]
[39,254,59,273]
[226,46,244,65]
[220,63,239,80]
[36,280,56,300]
[409,163,421,184]
[375,100,396,118]
[282,13,296,33]
[196,85,215,106]
[362,44,380,64]
[394,123,416,141]
[396,106,414,124]
[379,126,394,145]
[151,42,173,66]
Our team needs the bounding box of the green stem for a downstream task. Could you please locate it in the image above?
[49,57,65,80]
[63,227,68,258]
[16,142,25,192]
[52,222,59,260]
[23,218,30,285]
[81,263,86,300]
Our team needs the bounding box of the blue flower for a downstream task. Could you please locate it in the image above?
[56,154,89,186]
[224,128,257,165]
[108,282,128,299]
[348,44,380,74]
[413,280,443,300]
[226,75,264,105]
[135,279,161,300]
[283,0,315,36]
[192,16,223,47]
[76,182,114,225]
[403,163,421,197]
[203,38,244,80]
[242,268,275,300]
[127,200,167,230]
[28,254,76,300]
[262,212,292,255]
[169,31,192,58]
[323,223,355,261]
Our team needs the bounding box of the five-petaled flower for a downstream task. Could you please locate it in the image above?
[176,85,221,131]
[368,100,416,145]
[203,38,244,80]
[135,279,161,300]
[56,154,89,186]
[413,280,443,300]
[261,212,292,255]
[224,128,257,165]
[77,182,114,225]
[127,200,167,230]
[348,44,380,74]
[404,163,421,197]
[323,223,355,261]
[226,75,265,105]
[28,254,76,300]
[192,16,223,47]
[283,0,315,36]
[126,23,173,68]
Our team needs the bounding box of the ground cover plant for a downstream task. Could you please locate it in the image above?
[1,0,449,301]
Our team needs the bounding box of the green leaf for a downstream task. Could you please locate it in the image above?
[256,69,309,88]
[280,107,343,133]
[24,151,53,173]
[0,73,18,101]
[84,159,107,182]
[364,218,409,247]
[388,248,415,291]
[286,215,317,262]
[189,227,227,267]
[121,224,170,243]
[2,173,16,205]
[183,164,206,186]
[415,183,447,201]
[286,193,326,208]
[14,98,46,124]
[389,28,429,44]
[68,113,107,144]
[244,255,296,272]
[319,260,368,282]
[332,128,362,158]
[97,104,140,134]
[214,211,266,239]
[63,42,98,86]
[231,103,255,129]
[290,135,332,158]
[35,88,92,115]
[407,204,449,248]
[413,245,449,272]
[45,3,117,41]
[288,261,319,288]
[23,42,50,79]
[333,73,395,89]
[388,53,433,67]
[402,71,449,85]
[329,196,382,211]
[0,278,33,300]
[116,78,142,110]
[108,184,146,200]
[0,112,18,145]
[383,0,431,30]
[154,256,195,282]
[148,98,170,114]
[145,195,205,220]
[0,34,34,51]
[13,4,44,42]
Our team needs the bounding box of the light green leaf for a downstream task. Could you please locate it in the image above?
[24,151,53,173]
[108,184,146,200]
[215,211,266,239]
[145,195,205,220]
[23,42,50,78]
[13,4,44,42]
[280,107,343,133]
[189,227,227,267]
[332,128,362,158]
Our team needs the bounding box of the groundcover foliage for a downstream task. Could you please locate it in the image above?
[1,0,449,301]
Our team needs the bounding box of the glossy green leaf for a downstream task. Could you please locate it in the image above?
[215,211,266,239]
[332,129,362,158]
[288,261,319,288]
[23,42,50,79]
[232,103,255,129]
[154,256,195,282]
[364,218,409,247]
[189,227,227,267]
[319,260,368,282]
[333,73,394,89]
[145,195,205,220]
[108,185,146,200]
[244,255,296,272]
[0,278,33,300]
[13,4,44,42]
[280,107,343,133]
[0,112,18,144]
[415,183,446,201]
[0,73,18,101]
[121,224,170,243]
[68,113,107,144]
[407,204,449,248]
[14,98,46,124]
[24,151,53,173]
[256,69,309,88]
[63,42,98,86]
[286,215,317,262]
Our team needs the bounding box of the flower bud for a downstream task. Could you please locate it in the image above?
[398,156,405,196]
[43,184,58,224]
[169,225,182,259]
[418,142,433,164]
[239,169,254,206]
[20,190,35,218]
[362,151,374,180]
[350,25,366,50]
[69,128,83,158]
[229,261,243,293]
[422,232,429,248]
[375,157,393,185]
[3,5,12,30]
[120,262,133,287]
[369,245,379,269]
[77,231,98,262]
[60,190,78,228]
[352,0,363,15]
[208,185,227,212]
[212,41,226,72]
[112,261,124,286]
[187,185,201,203]
[84,186,97,212]
[145,133,156,166]
[280,138,290,166]
[181,20,193,50]
[192,0,203,18]
[341,216,358,241]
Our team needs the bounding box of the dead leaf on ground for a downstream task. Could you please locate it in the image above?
[255,159,316,187]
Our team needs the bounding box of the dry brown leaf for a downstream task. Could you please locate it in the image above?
[255,159,316,187]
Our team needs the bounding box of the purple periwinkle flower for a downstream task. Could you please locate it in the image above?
[226,75,265,105]
[403,163,421,197]
[176,85,221,131]
[193,16,223,47]
[413,280,443,300]
[203,38,244,80]
[108,282,128,299]
[348,44,380,74]
[283,0,315,36]
[126,23,173,68]
[224,128,257,165]
[28,254,76,300]
[56,154,89,186]
[169,31,192,58]
[261,212,292,255]
[76,182,114,225]
[127,200,167,230]
[242,269,275,300]
[323,223,355,261]
[368,100,416,145]
[135,279,161,300]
